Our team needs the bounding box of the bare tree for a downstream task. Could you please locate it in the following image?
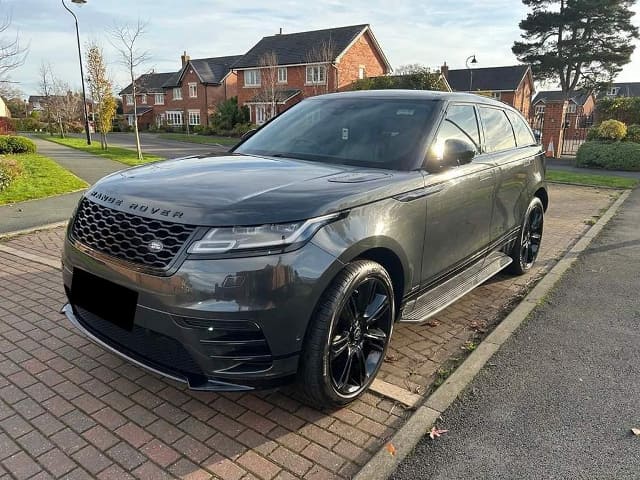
[395,63,426,75]
[0,9,28,82]
[38,62,54,134]
[109,20,149,161]
[305,38,336,95]
[257,51,279,120]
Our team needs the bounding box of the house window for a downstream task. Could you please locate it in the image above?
[358,66,365,80]
[306,65,327,85]
[154,93,164,105]
[156,114,165,127]
[277,67,287,84]
[566,103,577,114]
[535,104,545,115]
[606,87,620,96]
[244,69,261,87]
[255,105,267,125]
[126,114,135,126]
[188,110,201,125]
[188,83,197,98]
[125,94,133,106]
[166,111,183,125]
[140,94,147,104]
[491,92,501,100]
[173,88,182,100]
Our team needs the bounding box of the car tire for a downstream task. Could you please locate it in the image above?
[508,197,544,275]
[296,260,395,408]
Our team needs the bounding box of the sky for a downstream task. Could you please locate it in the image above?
[5,0,640,97]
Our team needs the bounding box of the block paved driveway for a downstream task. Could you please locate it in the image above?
[0,184,615,480]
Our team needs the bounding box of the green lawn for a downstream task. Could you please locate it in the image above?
[42,136,163,166]
[158,133,239,146]
[0,154,88,205]
[547,170,638,189]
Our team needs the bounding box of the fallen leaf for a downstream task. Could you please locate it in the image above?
[429,426,448,439]
[632,428,640,436]
[426,320,440,327]
[385,443,397,456]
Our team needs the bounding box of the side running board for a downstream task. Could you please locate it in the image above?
[400,251,512,323]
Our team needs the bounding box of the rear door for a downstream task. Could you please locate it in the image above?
[420,103,496,284]
[477,107,526,243]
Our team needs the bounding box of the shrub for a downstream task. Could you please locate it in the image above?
[231,122,256,136]
[595,119,627,141]
[0,157,23,192]
[0,136,36,154]
[576,140,640,171]
[626,124,640,143]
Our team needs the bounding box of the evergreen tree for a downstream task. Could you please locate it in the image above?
[512,0,638,96]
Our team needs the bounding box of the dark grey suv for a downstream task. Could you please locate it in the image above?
[62,90,547,407]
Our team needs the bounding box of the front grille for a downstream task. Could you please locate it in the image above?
[74,305,207,383]
[71,198,196,270]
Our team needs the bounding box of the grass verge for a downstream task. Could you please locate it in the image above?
[41,136,163,166]
[158,133,238,146]
[547,170,638,189]
[0,153,87,205]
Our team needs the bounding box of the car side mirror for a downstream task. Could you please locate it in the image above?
[441,138,476,167]
[240,129,257,141]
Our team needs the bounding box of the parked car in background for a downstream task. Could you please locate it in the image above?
[61,90,547,407]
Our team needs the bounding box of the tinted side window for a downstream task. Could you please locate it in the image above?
[479,107,516,152]
[430,104,480,159]
[506,110,536,147]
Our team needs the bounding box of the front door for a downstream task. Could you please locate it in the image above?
[420,103,496,285]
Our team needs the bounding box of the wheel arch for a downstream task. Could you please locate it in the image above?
[534,186,549,211]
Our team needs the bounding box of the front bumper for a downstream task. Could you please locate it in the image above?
[62,236,343,391]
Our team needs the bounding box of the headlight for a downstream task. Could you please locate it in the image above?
[188,212,344,255]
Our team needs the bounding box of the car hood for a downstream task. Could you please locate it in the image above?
[84,154,423,226]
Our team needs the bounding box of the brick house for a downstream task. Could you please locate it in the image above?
[119,53,241,130]
[158,52,242,129]
[119,72,176,130]
[232,24,392,124]
[441,64,534,118]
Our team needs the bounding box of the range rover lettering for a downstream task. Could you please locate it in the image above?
[62,91,547,407]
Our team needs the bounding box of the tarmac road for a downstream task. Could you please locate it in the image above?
[391,187,640,480]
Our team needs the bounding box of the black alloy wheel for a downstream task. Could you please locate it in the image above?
[297,260,395,407]
[509,197,544,275]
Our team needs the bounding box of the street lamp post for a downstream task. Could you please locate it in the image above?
[61,0,91,145]
[465,54,478,92]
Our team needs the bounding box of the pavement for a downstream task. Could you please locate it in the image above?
[103,133,229,158]
[391,187,640,479]
[0,183,616,480]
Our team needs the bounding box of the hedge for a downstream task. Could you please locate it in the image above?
[0,135,36,154]
[576,140,640,171]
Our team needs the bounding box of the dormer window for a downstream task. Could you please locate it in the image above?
[606,87,620,96]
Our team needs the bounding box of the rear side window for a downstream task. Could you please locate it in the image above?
[506,110,536,147]
[479,107,516,152]
[430,104,480,159]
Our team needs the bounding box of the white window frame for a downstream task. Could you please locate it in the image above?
[166,111,184,126]
[358,66,365,80]
[188,110,201,126]
[140,93,147,104]
[244,69,261,87]
[126,114,135,126]
[566,103,577,114]
[277,67,287,84]
[188,82,197,98]
[255,104,267,125]
[156,113,165,127]
[606,87,620,96]
[125,94,133,106]
[491,91,501,100]
[306,65,327,85]
[154,93,164,105]
[535,104,545,115]
[173,87,182,100]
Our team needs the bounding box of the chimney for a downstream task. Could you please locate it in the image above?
[181,51,190,67]
[278,27,283,35]
[440,62,449,79]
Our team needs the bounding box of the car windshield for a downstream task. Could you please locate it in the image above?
[234,97,439,170]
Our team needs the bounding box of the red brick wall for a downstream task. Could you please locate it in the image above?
[540,101,568,157]
[337,31,387,90]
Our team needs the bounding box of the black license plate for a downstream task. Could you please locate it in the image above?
[71,269,138,331]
